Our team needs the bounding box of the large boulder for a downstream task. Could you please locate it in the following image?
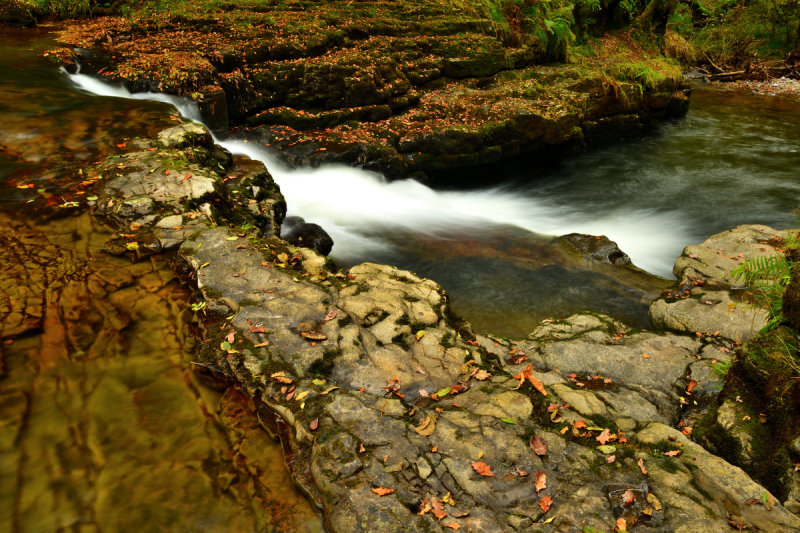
[650,225,794,343]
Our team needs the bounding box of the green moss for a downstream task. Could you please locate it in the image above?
[204,287,222,299]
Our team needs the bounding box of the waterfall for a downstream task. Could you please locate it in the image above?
[66,70,691,277]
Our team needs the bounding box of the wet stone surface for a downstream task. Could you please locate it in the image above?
[0,208,321,531]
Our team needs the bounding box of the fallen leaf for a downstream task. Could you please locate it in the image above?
[270,371,293,384]
[473,369,491,380]
[663,450,682,457]
[621,489,636,505]
[443,523,460,530]
[596,428,613,445]
[441,492,455,505]
[510,465,529,477]
[574,420,587,429]
[324,309,337,321]
[616,517,628,531]
[371,487,394,496]
[534,471,546,494]
[607,455,616,464]
[301,331,327,341]
[646,493,662,511]
[686,380,698,394]
[539,495,553,512]
[414,416,436,436]
[642,354,651,359]
[637,458,648,475]
[530,435,547,456]
[471,461,494,477]
[309,418,319,430]
[431,496,447,519]
[416,330,426,341]
[597,445,617,454]
[527,374,548,396]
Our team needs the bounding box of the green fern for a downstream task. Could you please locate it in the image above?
[732,253,794,333]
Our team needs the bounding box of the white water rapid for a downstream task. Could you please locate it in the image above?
[66,70,691,277]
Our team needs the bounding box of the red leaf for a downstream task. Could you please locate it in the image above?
[530,435,547,456]
[182,172,193,180]
[371,487,394,496]
[471,461,494,477]
[686,379,698,394]
[539,495,553,512]
[310,418,319,431]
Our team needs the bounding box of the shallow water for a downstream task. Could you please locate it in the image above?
[0,27,323,533]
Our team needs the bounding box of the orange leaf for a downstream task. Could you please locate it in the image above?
[431,496,447,519]
[310,418,319,431]
[443,523,460,530]
[686,380,698,394]
[596,428,613,445]
[534,471,546,494]
[637,458,647,475]
[526,374,548,396]
[539,495,553,512]
[574,420,587,429]
[621,489,635,505]
[663,450,682,457]
[616,517,627,531]
[530,435,547,456]
[471,461,494,477]
[371,487,394,496]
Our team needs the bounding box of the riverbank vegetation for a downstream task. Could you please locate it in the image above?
[668,0,800,76]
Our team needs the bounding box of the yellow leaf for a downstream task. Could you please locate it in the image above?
[414,415,436,436]
[416,330,426,341]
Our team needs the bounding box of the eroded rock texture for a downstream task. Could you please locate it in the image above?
[53,123,800,532]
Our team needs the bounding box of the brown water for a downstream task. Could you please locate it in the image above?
[0,27,322,533]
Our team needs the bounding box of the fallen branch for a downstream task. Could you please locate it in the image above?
[707,70,746,79]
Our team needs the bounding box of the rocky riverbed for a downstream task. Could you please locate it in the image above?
[63,120,800,532]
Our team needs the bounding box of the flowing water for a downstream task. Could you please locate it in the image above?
[2,23,800,531]
[67,67,800,336]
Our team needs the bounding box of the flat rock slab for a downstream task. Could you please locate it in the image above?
[651,225,795,343]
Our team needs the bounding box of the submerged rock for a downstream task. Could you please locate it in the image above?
[281,216,334,256]
[558,233,631,266]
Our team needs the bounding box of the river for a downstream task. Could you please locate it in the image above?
[2,24,800,531]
